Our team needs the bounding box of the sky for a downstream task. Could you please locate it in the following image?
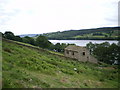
[0,0,119,35]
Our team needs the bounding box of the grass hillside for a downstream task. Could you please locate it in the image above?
[2,39,119,88]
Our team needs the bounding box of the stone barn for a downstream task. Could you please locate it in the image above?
[64,45,98,64]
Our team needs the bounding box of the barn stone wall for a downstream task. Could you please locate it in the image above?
[64,50,78,59]
[64,45,98,64]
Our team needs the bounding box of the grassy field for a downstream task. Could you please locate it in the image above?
[73,33,118,40]
[2,39,119,88]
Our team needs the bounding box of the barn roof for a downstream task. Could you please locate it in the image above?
[65,45,86,52]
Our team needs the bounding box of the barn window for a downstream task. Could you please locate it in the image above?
[72,52,74,55]
[83,52,85,55]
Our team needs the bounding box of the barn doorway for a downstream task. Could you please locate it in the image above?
[83,52,85,55]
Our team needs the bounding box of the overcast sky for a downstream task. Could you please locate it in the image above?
[0,0,119,35]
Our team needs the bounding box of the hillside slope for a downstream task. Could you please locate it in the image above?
[2,39,118,88]
[42,27,119,40]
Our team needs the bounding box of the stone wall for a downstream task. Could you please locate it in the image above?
[64,46,98,64]
[64,50,78,60]
[77,48,89,62]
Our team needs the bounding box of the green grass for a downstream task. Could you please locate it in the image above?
[6,39,64,56]
[73,33,118,40]
[2,40,119,88]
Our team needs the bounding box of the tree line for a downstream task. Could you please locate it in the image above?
[1,31,73,53]
[86,42,120,65]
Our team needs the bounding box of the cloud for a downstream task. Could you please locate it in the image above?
[0,0,21,26]
[0,0,119,35]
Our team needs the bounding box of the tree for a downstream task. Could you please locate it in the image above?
[107,43,119,64]
[35,35,51,48]
[14,36,22,42]
[93,45,109,63]
[118,41,120,46]
[54,43,61,52]
[48,43,55,50]
[99,42,110,47]
[87,42,119,64]
[86,42,95,55]
[22,36,35,45]
[4,31,15,40]
[61,43,67,52]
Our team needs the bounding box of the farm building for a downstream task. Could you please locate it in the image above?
[64,45,98,64]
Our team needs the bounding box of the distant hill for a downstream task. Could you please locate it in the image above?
[19,34,39,37]
[19,27,120,40]
[42,27,120,40]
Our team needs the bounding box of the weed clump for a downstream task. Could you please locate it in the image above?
[4,48,12,53]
